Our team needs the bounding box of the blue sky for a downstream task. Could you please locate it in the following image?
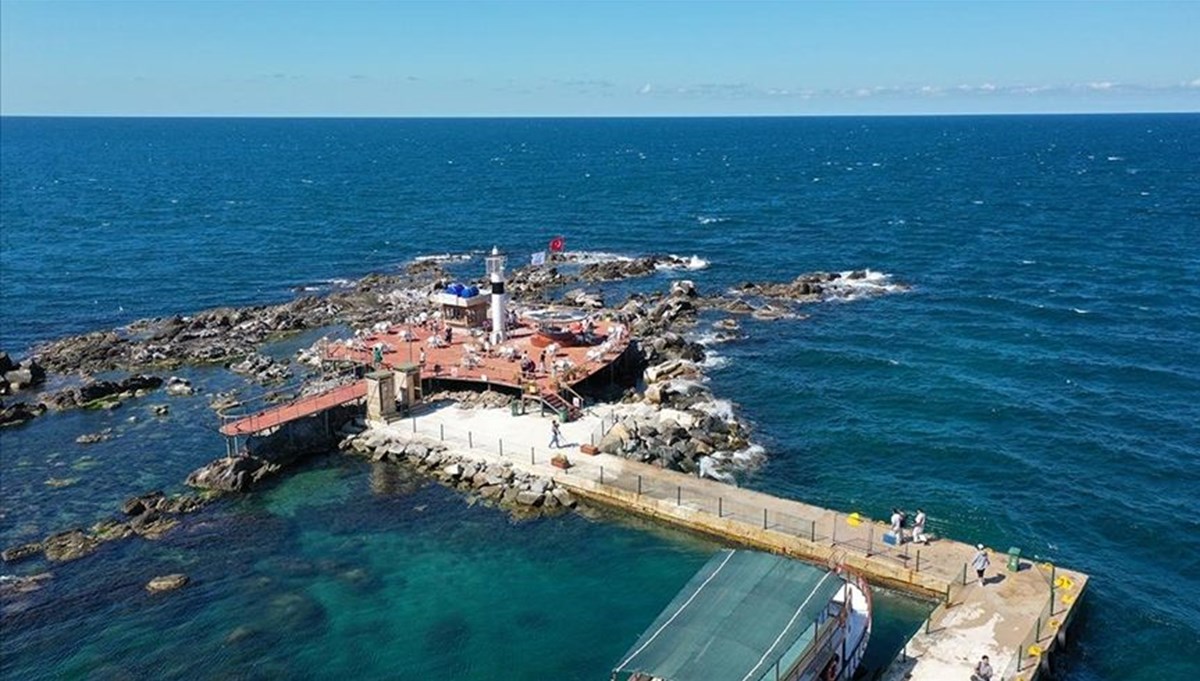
[2,1,1197,116]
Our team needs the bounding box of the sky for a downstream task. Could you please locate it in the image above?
[1,0,1198,116]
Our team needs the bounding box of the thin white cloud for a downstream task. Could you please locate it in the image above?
[638,83,652,95]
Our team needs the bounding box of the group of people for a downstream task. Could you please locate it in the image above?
[888,507,930,545]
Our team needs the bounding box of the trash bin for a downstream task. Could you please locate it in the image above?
[510,401,522,416]
[557,408,569,423]
[1007,547,1022,572]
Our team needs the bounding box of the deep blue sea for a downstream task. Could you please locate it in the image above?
[1,116,1198,680]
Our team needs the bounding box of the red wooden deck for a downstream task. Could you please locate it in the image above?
[324,320,629,395]
[219,319,630,438]
[219,380,368,436]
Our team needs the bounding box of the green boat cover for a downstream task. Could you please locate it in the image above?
[613,549,844,681]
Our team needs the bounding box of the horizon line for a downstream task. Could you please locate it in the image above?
[2,110,1198,120]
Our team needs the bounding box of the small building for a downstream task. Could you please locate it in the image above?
[434,284,489,328]
[612,550,872,681]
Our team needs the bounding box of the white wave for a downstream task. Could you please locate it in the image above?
[413,253,473,263]
[557,250,635,265]
[694,398,737,423]
[731,444,766,466]
[1021,259,1037,265]
[297,278,353,293]
[822,269,909,301]
[697,215,730,225]
[699,352,729,371]
[655,254,710,271]
[1107,156,1124,161]
[1072,308,1091,315]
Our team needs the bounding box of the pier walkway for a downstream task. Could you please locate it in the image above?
[377,404,1088,681]
[219,381,367,436]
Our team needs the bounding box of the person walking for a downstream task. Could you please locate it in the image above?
[971,654,993,680]
[912,508,929,545]
[973,544,991,587]
[549,419,562,449]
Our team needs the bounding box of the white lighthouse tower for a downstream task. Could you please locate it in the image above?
[486,246,508,344]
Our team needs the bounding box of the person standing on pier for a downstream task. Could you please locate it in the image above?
[912,509,929,545]
[890,508,904,543]
[550,420,562,449]
[973,545,991,587]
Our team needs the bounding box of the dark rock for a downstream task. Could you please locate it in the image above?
[1,542,43,563]
[0,401,47,427]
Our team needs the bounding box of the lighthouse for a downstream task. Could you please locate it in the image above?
[486,246,508,344]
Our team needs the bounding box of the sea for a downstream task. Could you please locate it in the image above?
[1,115,1197,680]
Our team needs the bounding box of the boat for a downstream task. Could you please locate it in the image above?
[611,549,872,681]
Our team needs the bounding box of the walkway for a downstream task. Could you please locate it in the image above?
[219,381,367,436]
[377,404,1089,681]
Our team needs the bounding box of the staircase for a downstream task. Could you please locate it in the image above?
[538,389,581,420]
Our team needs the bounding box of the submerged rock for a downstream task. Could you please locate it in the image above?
[146,573,189,593]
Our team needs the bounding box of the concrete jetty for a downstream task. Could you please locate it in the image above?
[371,404,1088,681]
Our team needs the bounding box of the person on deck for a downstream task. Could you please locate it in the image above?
[971,654,993,681]
[549,420,562,449]
[973,545,991,587]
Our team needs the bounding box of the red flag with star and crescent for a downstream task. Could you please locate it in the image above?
[548,236,565,253]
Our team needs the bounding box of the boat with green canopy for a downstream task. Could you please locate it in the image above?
[611,549,871,681]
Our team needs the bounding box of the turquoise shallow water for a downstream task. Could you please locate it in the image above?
[2,115,1199,679]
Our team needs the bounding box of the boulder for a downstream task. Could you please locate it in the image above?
[515,491,545,507]
[1,542,43,563]
[0,401,47,427]
[146,574,189,593]
[165,376,195,396]
[551,488,577,508]
[43,529,100,562]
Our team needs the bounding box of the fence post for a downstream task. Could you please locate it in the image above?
[810,520,816,542]
[1036,616,1042,643]
[916,549,921,573]
[961,563,968,586]
[676,486,681,505]
[468,431,473,448]
[637,475,642,496]
[530,447,535,465]
[762,508,768,530]
[867,526,874,556]
[1050,564,1058,616]
[832,513,838,546]
[718,497,723,518]
[600,466,604,485]
[499,439,504,457]
[411,415,416,432]
[440,424,444,441]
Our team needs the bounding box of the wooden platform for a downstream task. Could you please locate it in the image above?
[220,319,630,438]
[219,381,367,437]
[325,320,630,395]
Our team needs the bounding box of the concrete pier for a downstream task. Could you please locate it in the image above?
[373,404,1087,681]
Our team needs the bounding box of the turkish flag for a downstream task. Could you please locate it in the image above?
[548,236,565,253]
